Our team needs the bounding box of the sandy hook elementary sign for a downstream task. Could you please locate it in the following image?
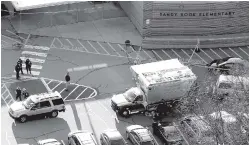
[159,11,235,17]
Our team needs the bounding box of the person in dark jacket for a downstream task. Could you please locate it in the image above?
[15,62,21,80]
[65,72,70,91]
[22,88,30,99]
[25,58,32,74]
[15,86,22,101]
[18,58,23,75]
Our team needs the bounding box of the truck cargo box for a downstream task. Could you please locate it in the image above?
[130,59,197,103]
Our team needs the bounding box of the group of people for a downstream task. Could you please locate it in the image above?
[15,86,30,101]
[15,58,32,79]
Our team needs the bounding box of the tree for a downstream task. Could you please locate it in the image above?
[177,68,249,145]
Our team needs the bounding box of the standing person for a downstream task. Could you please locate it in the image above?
[22,88,29,99]
[65,72,70,91]
[15,86,22,101]
[25,58,32,74]
[15,62,21,80]
[18,58,23,75]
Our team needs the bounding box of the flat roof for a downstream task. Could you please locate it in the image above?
[11,1,82,11]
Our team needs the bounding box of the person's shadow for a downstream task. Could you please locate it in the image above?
[12,118,70,145]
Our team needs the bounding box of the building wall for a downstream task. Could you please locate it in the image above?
[143,1,249,37]
[119,1,144,35]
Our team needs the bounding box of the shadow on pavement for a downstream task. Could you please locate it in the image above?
[69,102,82,130]
[12,117,70,145]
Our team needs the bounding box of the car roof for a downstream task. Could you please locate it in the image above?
[103,130,122,140]
[133,128,152,142]
[218,57,244,66]
[75,132,96,145]
[209,111,237,123]
[38,138,61,145]
[30,91,61,103]
[218,75,249,84]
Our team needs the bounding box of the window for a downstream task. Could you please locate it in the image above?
[40,101,51,108]
[72,136,81,145]
[52,98,64,105]
[219,83,232,89]
[135,95,143,101]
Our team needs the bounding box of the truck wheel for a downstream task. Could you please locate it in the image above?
[120,109,130,118]
[19,115,28,123]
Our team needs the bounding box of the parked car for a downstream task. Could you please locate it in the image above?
[38,138,62,145]
[207,57,249,75]
[126,125,157,145]
[152,121,187,145]
[68,130,97,145]
[8,91,65,123]
[100,129,127,145]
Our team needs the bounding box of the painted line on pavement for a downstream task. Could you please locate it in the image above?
[97,41,110,55]
[52,81,63,91]
[56,38,64,47]
[2,90,8,96]
[200,49,213,60]
[191,49,207,64]
[50,38,56,48]
[229,47,242,58]
[219,48,230,57]
[171,49,182,58]
[181,49,190,58]
[210,48,222,58]
[239,47,249,57]
[88,91,96,98]
[60,88,66,94]
[22,64,42,70]
[1,40,8,44]
[4,95,10,100]
[64,85,79,100]
[75,88,87,99]
[20,56,45,63]
[87,41,99,54]
[1,35,22,44]
[142,49,154,60]
[152,50,163,60]
[77,39,88,52]
[1,43,6,47]
[61,140,65,145]
[162,50,172,59]
[24,45,50,51]
[14,70,40,76]
[118,44,133,58]
[66,39,74,47]
[47,80,53,85]
[22,51,47,57]
[107,42,121,56]
[68,63,108,72]
[6,29,25,40]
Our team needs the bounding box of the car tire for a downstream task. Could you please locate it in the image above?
[19,115,28,123]
[50,110,58,118]
[120,109,130,118]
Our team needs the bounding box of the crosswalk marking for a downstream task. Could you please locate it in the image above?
[22,51,47,57]
[229,47,242,58]
[162,50,172,59]
[76,39,88,52]
[219,48,230,57]
[97,42,110,55]
[108,42,121,56]
[14,70,40,76]
[22,64,43,69]
[181,49,190,58]
[1,34,22,44]
[152,50,163,60]
[6,29,25,40]
[142,49,154,60]
[239,47,249,57]
[87,41,100,54]
[20,57,45,63]
[76,88,87,99]
[210,48,222,58]
[200,48,213,60]
[171,49,181,58]
[24,45,50,51]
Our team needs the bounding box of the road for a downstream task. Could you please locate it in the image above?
[1,32,249,145]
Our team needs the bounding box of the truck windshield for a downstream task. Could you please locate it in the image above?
[124,90,136,102]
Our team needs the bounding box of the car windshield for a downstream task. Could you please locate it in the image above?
[44,141,62,145]
[124,89,136,102]
[163,128,183,142]
[23,97,35,109]
[110,139,125,145]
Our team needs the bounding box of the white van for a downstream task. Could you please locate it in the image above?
[215,75,249,96]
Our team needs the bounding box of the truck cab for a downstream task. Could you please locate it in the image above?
[111,87,147,117]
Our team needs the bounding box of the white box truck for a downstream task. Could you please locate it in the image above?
[111,59,197,118]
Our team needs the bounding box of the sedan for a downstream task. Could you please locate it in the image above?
[152,121,186,145]
[126,125,157,145]
[100,129,127,145]
[206,57,248,74]
[68,130,98,145]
